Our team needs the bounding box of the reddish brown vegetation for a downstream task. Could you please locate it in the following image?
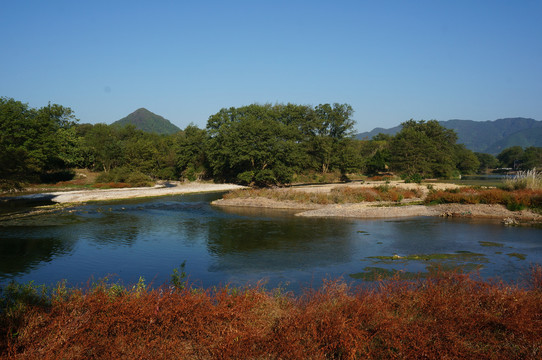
[425,188,542,209]
[2,269,542,359]
[51,179,88,187]
[224,186,421,205]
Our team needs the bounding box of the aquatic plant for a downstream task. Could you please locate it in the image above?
[506,253,527,260]
[479,241,504,247]
[170,261,187,291]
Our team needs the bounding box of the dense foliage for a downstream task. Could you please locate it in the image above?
[497,146,542,170]
[206,103,356,185]
[3,97,541,190]
[0,97,79,189]
[1,268,541,359]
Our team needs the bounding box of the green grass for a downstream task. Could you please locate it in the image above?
[349,267,422,280]
[506,253,527,260]
[479,241,505,247]
[367,252,486,262]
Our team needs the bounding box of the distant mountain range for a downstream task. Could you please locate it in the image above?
[112,108,181,135]
[355,117,542,155]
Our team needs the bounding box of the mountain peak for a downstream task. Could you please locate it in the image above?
[113,108,181,135]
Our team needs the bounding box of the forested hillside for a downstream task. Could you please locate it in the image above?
[356,117,542,154]
[112,108,181,135]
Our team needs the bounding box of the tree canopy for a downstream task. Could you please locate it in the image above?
[388,120,460,178]
[2,97,502,190]
[0,97,78,188]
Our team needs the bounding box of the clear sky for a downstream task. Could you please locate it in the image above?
[1,0,541,132]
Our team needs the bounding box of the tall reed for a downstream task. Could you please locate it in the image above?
[504,168,542,190]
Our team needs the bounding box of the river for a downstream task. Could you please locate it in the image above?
[1,192,541,291]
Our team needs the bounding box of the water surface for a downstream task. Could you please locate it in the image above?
[1,193,540,291]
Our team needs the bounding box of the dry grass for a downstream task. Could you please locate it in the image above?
[504,169,542,191]
[2,267,542,359]
[424,187,542,211]
[224,186,422,205]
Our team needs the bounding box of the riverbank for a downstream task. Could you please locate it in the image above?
[1,182,245,204]
[212,181,542,223]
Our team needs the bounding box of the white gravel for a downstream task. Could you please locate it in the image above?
[11,183,245,203]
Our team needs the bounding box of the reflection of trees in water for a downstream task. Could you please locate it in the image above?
[0,236,75,278]
[82,213,141,247]
[174,218,209,246]
[205,216,356,272]
[383,219,448,252]
[383,218,498,254]
[82,198,218,247]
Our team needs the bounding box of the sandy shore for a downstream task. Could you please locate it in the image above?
[4,183,245,204]
[211,181,542,223]
[212,197,541,222]
[4,180,541,223]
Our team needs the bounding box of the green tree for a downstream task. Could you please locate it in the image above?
[207,104,311,185]
[497,146,524,169]
[359,137,391,175]
[0,97,78,188]
[78,123,180,180]
[520,147,542,170]
[474,152,498,173]
[176,124,208,180]
[306,103,355,173]
[337,138,364,176]
[389,120,458,178]
[79,123,122,172]
[454,144,480,175]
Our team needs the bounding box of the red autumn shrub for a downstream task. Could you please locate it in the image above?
[2,268,541,359]
[425,187,542,210]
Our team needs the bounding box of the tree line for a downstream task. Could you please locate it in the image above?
[1,97,540,190]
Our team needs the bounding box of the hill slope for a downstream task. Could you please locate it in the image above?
[355,117,542,154]
[113,108,181,135]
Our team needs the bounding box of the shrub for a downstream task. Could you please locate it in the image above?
[155,166,177,181]
[126,172,153,187]
[39,169,76,183]
[254,169,277,187]
[0,180,24,192]
[402,173,423,184]
[236,171,255,185]
[2,267,542,359]
[425,187,542,210]
[95,167,153,187]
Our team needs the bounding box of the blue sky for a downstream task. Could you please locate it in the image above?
[1,0,541,132]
